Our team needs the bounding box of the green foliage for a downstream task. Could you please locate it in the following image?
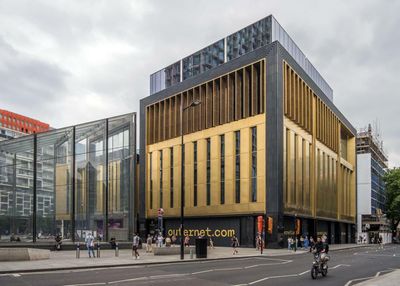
[383,168,400,231]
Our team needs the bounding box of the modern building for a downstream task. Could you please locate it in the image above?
[356,124,390,243]
[0,109,50,137]
[140,15,357,247]
[0,113,137,243]
[0,109,55,242]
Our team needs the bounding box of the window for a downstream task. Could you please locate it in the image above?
[220,135,225,204]
[170,147,174,208]
[193,141,198,206]
[150,153,153,209]
[206,138,211,205]
[235,130,240,203]
[159,150,163,208]
[251,127,257,202]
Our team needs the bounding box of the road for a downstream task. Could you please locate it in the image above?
[1,245,399,286]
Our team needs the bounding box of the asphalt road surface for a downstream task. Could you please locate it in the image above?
[1,245,399,286]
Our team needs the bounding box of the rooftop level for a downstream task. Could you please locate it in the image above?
[150,15,333,101]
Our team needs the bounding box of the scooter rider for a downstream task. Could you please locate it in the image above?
[314,237,324,253]
[320,237,329,268]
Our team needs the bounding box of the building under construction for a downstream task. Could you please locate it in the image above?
[356,124,390,243]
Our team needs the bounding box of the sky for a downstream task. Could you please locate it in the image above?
[0,0,399,166]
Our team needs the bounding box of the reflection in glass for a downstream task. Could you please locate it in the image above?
[0,113,135,243]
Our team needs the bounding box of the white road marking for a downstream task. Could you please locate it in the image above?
[245,264,351,285]
[108,277,148,284]
[330,264,351,269]
[12,274,21,277]
[214,267,242,271]
[149,273,187,279]
[192,269,214,274]
[64,283,106,286]
[344,276,373,286]
[344,269,394,286]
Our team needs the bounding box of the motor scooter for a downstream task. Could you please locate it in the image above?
[311,250,329,279]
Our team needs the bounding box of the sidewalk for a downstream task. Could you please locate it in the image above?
[0,243,367,274]
[355,269,400,286]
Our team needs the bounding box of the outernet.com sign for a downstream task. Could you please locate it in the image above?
[167,227,235,238]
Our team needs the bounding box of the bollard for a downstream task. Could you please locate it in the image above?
[76,243,80,259]
[115,242,119,257]
[190,248,193,259]
[97,242,101,258]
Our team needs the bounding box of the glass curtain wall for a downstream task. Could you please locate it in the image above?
[0,137,34,242]
[0,113,136,243]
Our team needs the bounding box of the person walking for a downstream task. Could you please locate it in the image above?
[232,235,239,255]
[378,235,383,249]
[146,234,153,253]
[209,236,215,249]
[85,232,95,258]
[132,233,140,259]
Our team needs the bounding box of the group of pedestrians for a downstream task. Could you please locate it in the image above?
[287,235,318,251]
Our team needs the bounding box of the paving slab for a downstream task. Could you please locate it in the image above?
[355,269,400,286]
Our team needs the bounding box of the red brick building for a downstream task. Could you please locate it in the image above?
[0,109,50,134]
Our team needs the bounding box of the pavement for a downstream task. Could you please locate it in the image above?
[0,243,366,274]
[354,269,400,286]
[0,244,399,286]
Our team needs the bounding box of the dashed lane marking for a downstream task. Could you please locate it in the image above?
[242,264,351,285]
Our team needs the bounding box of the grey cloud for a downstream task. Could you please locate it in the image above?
[0,0,399,166]
[0,36,69,116]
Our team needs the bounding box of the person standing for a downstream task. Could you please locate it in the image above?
[309,236,315,252]
[184,235,190,247]
[287,237,292,251]
[157,233,164,247]
[132,233,140,259]
[304,236,309,250]
[146,234,153,253]
[232,235,239,255]
[171,234,177,246]
[55,234,62,251]
[85,232,95,258]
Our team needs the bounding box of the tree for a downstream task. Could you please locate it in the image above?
[383,168,400,232]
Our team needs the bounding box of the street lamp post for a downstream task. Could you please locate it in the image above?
[294,213,298,252]
[180,99,201,260]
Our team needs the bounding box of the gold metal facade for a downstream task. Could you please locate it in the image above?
[283,62,356,223]
[146,60,266,145]
[147,115,266,218]
[144,60,356,224]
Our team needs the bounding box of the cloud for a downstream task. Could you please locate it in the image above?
[0,0,399,167]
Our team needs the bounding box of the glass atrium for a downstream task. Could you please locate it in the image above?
[0,113,136,243]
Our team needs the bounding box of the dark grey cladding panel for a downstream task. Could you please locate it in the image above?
[275,42,356,135]
[139,102,146,226]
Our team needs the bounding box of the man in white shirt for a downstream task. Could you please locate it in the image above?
[85,232,95,258]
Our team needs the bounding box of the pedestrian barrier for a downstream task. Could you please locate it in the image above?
[76,243,80,259]
[190,248,193,259]
[115,242,119,257]
[96,242,101,258]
